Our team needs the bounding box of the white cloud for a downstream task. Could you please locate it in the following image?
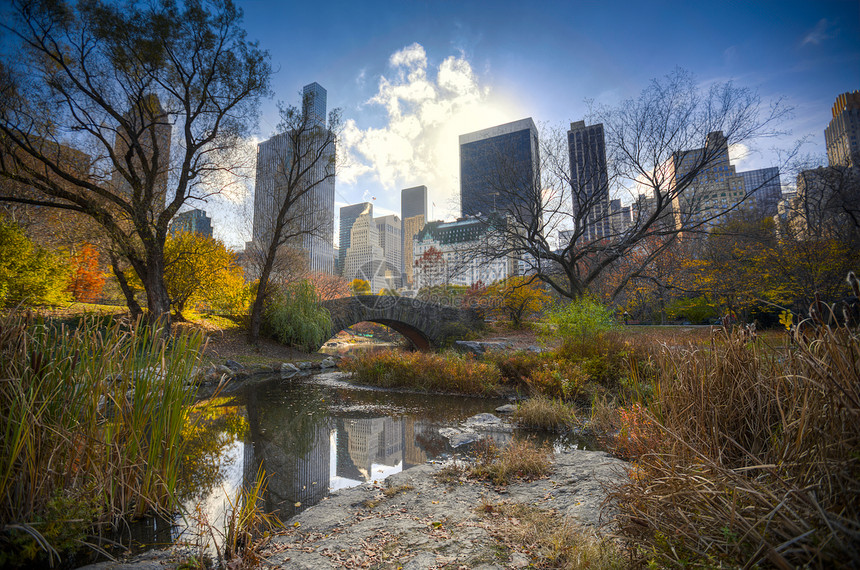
[339,43,519,220]
[801,18,837,47]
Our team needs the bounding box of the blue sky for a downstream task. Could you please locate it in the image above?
[213,0,860,247]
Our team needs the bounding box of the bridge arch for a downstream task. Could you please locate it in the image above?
[319,295,483,351]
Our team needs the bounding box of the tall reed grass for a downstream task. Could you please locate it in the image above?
[611,325,860,567]
[0,313,202,565]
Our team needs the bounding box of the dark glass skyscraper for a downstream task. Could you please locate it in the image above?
[568,120,610,242]
[459,118,539,222]
[401,185,428,220]
[252,82,335,273]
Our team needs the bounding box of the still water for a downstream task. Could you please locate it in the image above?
[127,370,595,551]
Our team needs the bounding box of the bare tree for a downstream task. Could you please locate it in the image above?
[466,69,789,301]
[246,97,340,343]
[0,0,270,328]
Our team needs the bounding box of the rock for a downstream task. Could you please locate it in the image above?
[281,362,300,375]
[495,404,517,414]
[224,359,243,371]
[216,364,234,376]
[297,361,314,370]
[320,357,337,369]
[438,427,478,447]
[454,340,513,356]
[526,345,543,353]
[464,413,511,430]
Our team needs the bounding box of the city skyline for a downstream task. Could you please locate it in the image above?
[195,0,860,249]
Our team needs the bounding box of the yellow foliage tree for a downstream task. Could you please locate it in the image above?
[349,278,371,296]
[163,232,246,319]
[485,276,552,327]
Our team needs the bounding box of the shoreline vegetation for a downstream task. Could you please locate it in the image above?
[339,319,859,567]
[1,302,858,569]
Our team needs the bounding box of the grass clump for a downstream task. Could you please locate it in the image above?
[470,438,552,486]
[610,325,860,568]
[478,501,624,569]
[340,350,502,395]
[512,395,577,431]
[0,312,202,566]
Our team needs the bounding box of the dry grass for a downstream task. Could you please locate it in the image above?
[513,395,578,431]
[470,437,553,486]
[478,501,625,569]
[610,325,860,568]
[362,484,414,509]
[340,349,503,395]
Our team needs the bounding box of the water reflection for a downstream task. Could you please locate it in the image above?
[175,373,597,530]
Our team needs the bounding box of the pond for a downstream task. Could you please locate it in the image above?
[123,370,598,554]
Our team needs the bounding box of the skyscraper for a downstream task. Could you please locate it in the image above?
[568,120,610,242]
[342,208,388,292]
[741,167,782,217]
[825,91,860,167]
[252,82,335,274]
[111,93,172,218]
[339,202,372,274]
[170,209,212,237]
[459,118,540,222]
[401,185,428,220]
[374,214,401,278]
[400,185,428,282]
[401,214,425,287]
[303,82,327,128]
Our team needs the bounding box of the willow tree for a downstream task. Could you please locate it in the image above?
[0,0,270,328]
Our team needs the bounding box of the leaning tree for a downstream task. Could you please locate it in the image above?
[0,0,270,328]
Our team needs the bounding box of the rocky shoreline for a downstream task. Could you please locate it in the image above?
[82,448,627,569]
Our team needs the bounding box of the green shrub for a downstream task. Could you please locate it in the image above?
[544,297,617,347]
[0,219,70,307]
[263,280,331,351]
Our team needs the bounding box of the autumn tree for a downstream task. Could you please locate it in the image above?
[0,0,270,329]
[0,218,69,306]
[246,95,340,343]
[68,242,106,303]
[306,271,350,301]
[464,69,789,302]
[413,246,446,289]
[162,231,244,319]
[485,276,552,327]
[349,278,371,296]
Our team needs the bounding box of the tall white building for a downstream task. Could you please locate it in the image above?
[252,82,335,273]
[342,208,389,292]
[374,214,401,280]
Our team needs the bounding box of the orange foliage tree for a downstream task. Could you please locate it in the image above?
[68,243,105,303]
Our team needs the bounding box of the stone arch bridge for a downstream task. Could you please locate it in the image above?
[319,295,483,350]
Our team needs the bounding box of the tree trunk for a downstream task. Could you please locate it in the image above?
[141,246,172,333]
[110,252,143,318]
[248,247,278,343]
